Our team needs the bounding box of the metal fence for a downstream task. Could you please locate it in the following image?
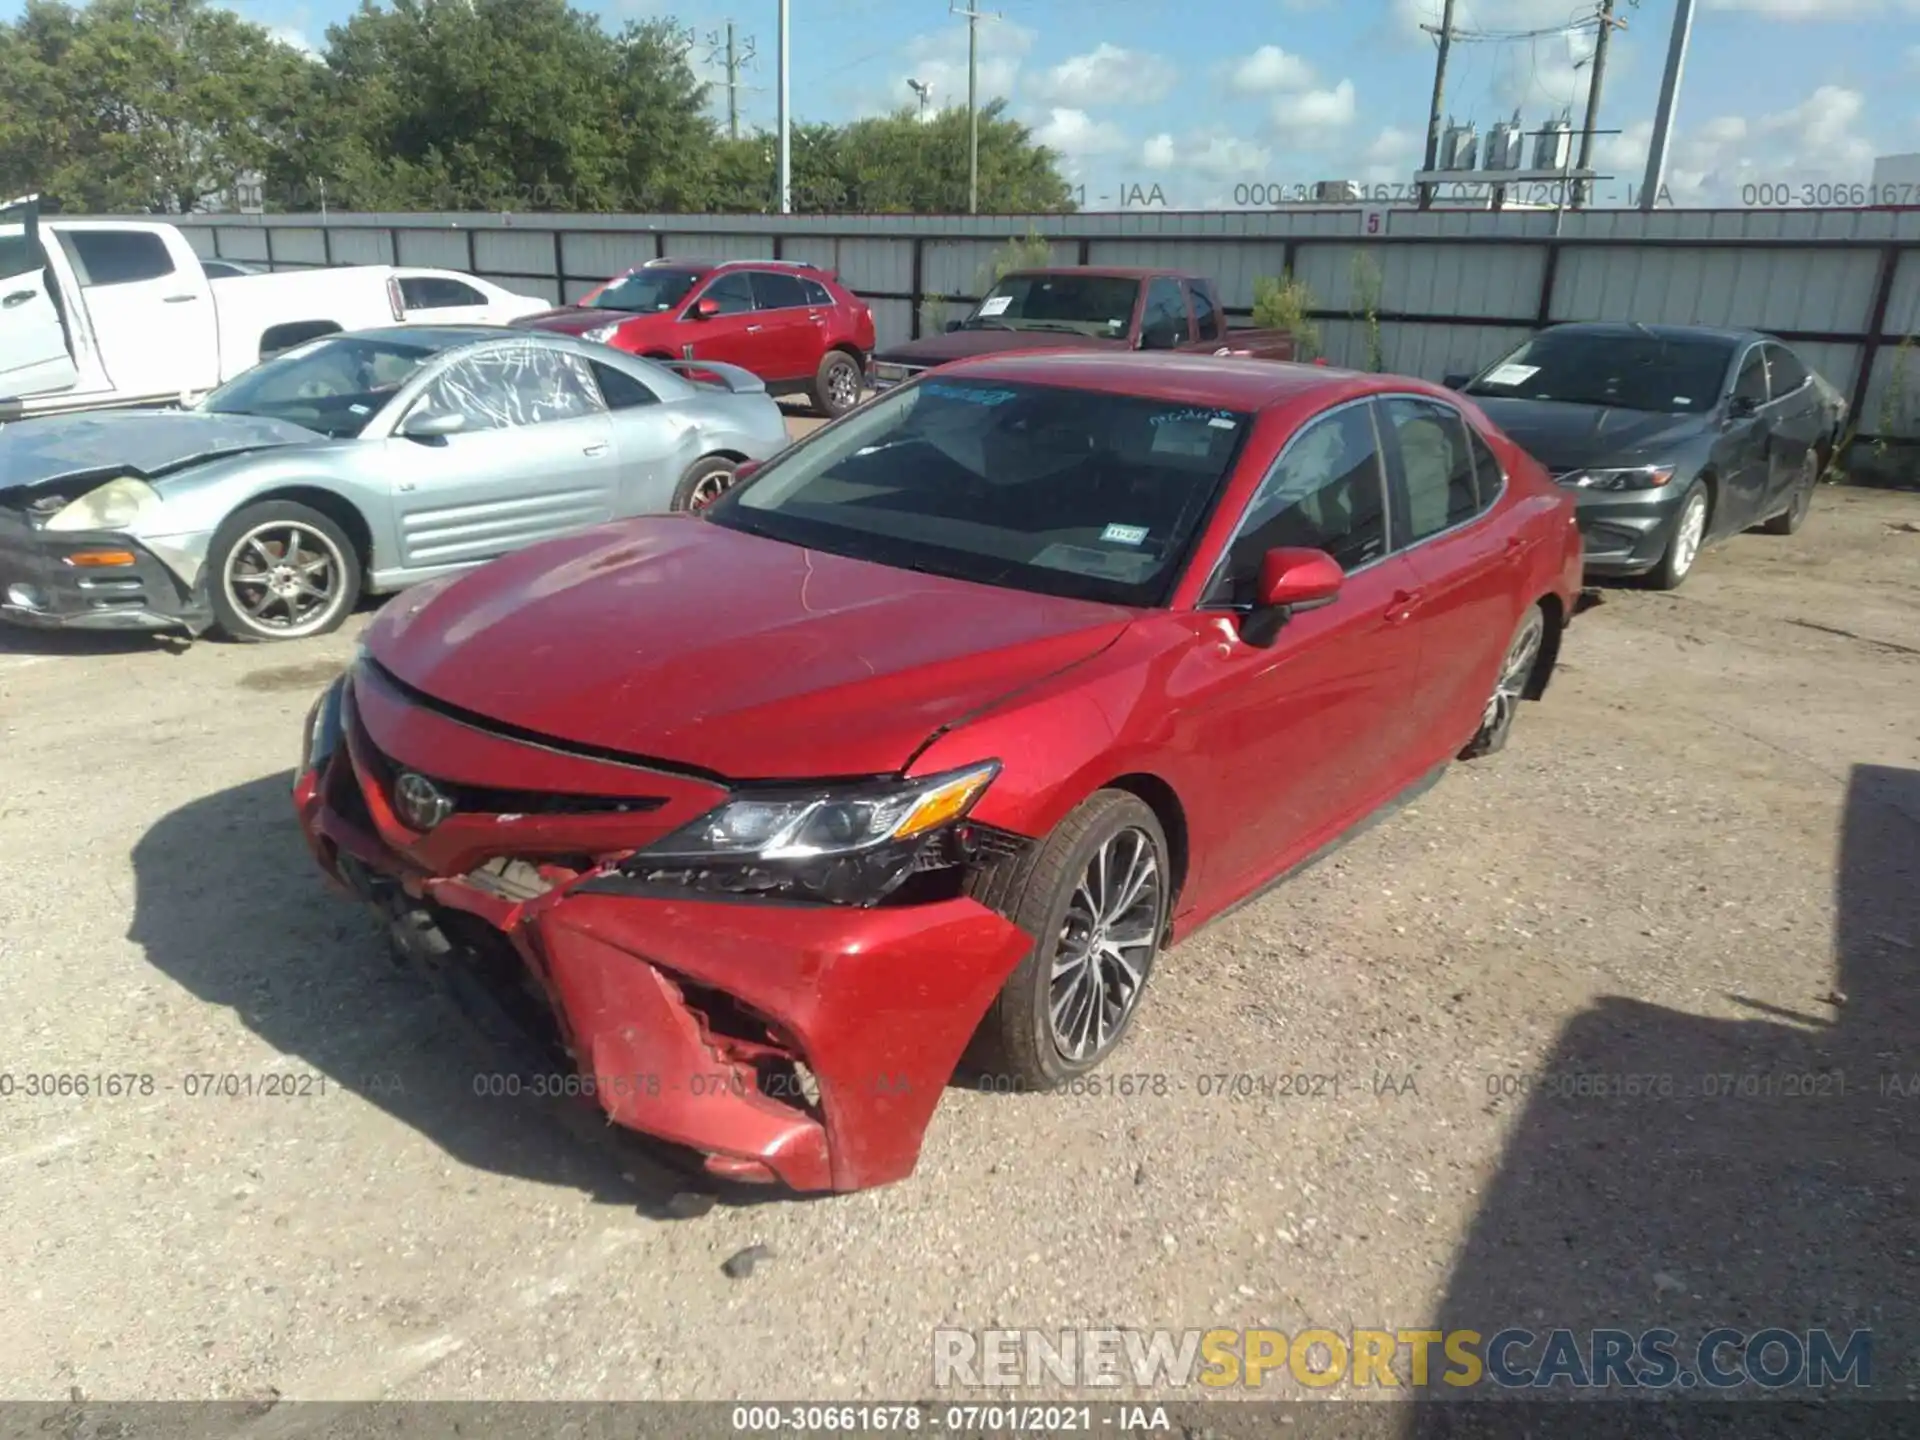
[154,206,1920,438]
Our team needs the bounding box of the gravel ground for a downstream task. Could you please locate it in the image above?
[1,463,1916,1412]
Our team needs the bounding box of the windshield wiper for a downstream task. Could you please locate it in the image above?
[963,318,1016,331]
[1016,321,1089,333]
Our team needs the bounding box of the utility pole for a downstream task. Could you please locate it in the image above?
[1639,0,1694,211]
[951,1,999,214]
[776,0,790,213]
[1417,0,1458,212]
[704,22,759,141]
[1574,0,1621,208]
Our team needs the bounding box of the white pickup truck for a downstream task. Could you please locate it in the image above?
[2,196,550,420]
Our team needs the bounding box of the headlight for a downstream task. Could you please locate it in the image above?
[298,674,347,786]
[582,322,621,344]
[42,477,164,531]
[1559,465,1676,493]
[619,760,1000,906]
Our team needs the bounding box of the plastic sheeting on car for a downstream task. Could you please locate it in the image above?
[415,343,608,433]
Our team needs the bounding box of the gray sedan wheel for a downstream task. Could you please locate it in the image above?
[671,455,740,512]
[1648,481,1710,591]
[1762,448,1819,536]
[207,500,361,643]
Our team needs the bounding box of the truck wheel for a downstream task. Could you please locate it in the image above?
[810,351,863,418]
[206,500,362,642]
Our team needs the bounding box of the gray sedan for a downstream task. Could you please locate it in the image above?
[0,326,790,641]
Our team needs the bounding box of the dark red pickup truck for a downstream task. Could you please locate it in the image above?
[868,266,1295,390]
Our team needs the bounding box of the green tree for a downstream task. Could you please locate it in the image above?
[0,0,321,213]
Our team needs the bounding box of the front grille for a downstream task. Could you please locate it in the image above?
[352,714,668,818]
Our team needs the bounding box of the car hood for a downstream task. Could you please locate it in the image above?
[876,328,1122,365]
[1469,396,1713,471]
[362,516,1135,779]
[513,306,659,336]
[0,408,327,494]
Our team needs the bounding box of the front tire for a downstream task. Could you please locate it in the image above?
[671,455,739,512]
[206,500,361,643]
[1762,448,1819,535]
[964,791,1171,1090]
[1647,481,1710,591]
[810,350,863,418]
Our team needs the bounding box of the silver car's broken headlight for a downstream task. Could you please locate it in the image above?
[41,478,164,531]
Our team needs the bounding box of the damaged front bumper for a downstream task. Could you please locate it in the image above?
[292,665,1035,1194]
[0,508,211,634]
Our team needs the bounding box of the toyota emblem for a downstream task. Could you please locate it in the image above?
[393,771,455,831]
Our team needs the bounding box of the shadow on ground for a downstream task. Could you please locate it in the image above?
[129,770,799,1218]
[1403,763,1919,1434]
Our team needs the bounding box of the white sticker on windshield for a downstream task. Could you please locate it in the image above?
[1208,416,1237,428]
[1101,523,1149,546]
[977,295,1012,316]
[1482,363,1539,386]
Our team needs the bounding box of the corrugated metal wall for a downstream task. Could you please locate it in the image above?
[147,206,1920,437]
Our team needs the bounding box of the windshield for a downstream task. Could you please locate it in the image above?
[963,273,1141,338]
[705,376,1253,607]
[200,335,438,437]
[1465,329,1735,413]
[585,268,700,313]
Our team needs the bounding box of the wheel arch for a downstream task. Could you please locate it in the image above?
[232,485,375,578]
[1099,771,1191,910]
[1523,591,1565,702]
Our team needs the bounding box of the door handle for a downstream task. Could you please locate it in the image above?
[1,289,34,308]
[163,293,199,303]
[582,442,609,457]
[1384,588,1423,624]
[746,324,764,333]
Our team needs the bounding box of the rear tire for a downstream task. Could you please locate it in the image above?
[1459,603,1545,760]
[670,455,739,512]
[1647,481,1709,591]
[810,350,863,418]
[1762,449,1819,535]
[962,790,1171,1090]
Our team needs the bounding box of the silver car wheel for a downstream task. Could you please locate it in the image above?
[688,468,735,511]
[1048,826,1163,1062]
[1481,606,1545,735]
[1671,489,1708,578]
[826,360,860,412]
[222,521,348,637]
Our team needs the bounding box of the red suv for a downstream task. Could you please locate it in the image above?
[515,259,876,417]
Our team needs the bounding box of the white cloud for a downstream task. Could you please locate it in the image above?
[1033,107,1129,160]
[1139,132,1178,169]
[1229,45,1315,93]
[270,24,318,56]
[852,20,1035,119]
[1357,124,1422,183]
[1030,43,1175,107]
[1908,42,1920,69]
[1271,79,1357,135]
[1594,85,1880,205]
[1182,133,1276,181]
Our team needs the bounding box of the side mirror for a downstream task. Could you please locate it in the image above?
[1442,372,1470,390]
[946,319,964,333]
[1137,324,1179,352]
[400,409,466,442]
[1240,547,1344,647]
[734,459,762,483]
[1727,393,1760,419]
[691,296,721,320]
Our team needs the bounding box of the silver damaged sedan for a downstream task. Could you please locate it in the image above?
[0,325,791,641]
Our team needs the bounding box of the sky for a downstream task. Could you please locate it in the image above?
[53,0,1920,207]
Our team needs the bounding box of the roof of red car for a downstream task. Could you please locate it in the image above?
[936,350,1392,411]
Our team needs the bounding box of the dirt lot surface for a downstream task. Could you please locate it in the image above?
[2,464,1917,1411]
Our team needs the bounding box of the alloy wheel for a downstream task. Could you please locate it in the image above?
[1048,826,1164,1062]
[223,521,347,636]
[1481,607,1545,736]
[1671,490,1708,578]
[688,467,735,511]
[826,360,860,412]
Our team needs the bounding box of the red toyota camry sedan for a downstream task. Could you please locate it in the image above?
[293,351,1583,1194]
